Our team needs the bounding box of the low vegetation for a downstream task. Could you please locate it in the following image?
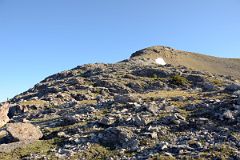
[169,75,189,86]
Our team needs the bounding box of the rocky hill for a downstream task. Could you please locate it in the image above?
[131,46,240,79]
[0,46,240,160]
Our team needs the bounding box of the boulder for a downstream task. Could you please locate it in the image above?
[187,74,205,84]
[98,117,116,126]
[0,103,10,128]
[98,126,139,151]
[61,115,80,126]
[6,123,43,142]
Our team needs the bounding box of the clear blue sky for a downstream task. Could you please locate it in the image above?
[0,0,239,102]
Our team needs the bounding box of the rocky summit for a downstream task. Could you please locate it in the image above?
[0,46,240,160]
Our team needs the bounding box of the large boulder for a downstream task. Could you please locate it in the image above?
[0,103,10,128]
[6,123,43,142]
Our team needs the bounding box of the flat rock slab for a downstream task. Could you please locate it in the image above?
[6,123,43,142]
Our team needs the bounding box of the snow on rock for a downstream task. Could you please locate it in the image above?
[155,58,166,65]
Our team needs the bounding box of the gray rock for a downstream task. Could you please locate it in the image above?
[57,132,69,138]
[0,141,35,153]
[174,113,186,121]
[150,132,158,139]
[99,127,139,151]
[171,96,185,101]
[114,94,140,104]
[98,117,116,126]
[61,115,79,126]
[187,74,205,84]
[237,97,240,105]
[233,90,240,97]
[202,82,216,91]
[8,104,27,118]
[6,123,43,142]
[185,105,197,111]
[133,115,149,126]
[145,103,158,115]
[195,118,210,125]
[161,105,178,112]
[158,142,168,151]
[223,110,234,120]
[161,113,186,125]
[188,141,203,149]
[0,103,10,128]
[132,68,170,78]
[66,77,84,85]
[225,83,240,92]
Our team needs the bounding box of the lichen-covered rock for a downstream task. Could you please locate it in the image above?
[6,123,43,142]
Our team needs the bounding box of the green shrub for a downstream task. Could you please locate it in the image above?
[170,75,188,86]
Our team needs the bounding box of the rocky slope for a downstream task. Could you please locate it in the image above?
[0,46,240,160]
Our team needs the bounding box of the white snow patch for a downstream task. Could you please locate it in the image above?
[155,57,166,65]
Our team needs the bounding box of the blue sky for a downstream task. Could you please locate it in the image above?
[0,0,239,102]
